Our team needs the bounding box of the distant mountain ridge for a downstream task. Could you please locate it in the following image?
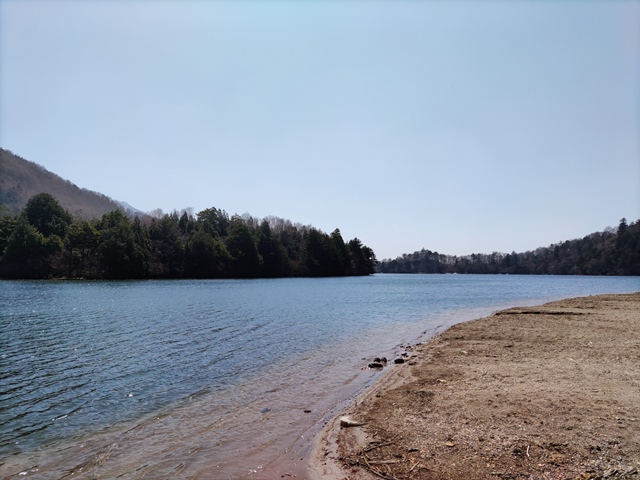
[0,148,137,219]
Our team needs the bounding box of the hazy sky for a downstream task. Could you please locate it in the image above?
[1,1,638,260]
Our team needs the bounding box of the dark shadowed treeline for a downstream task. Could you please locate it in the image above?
[379,219,640,276]
[0,193,377,279]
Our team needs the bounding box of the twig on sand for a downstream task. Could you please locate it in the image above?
[362,442,394,453]
[367,459,401,465]
[359,456,401,480]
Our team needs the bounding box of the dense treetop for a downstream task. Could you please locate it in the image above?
[378,218,640,276]
[0,193,377,279]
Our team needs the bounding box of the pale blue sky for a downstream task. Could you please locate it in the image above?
[1,1,638,260]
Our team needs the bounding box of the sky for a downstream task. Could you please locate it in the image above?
[1,1,639,260]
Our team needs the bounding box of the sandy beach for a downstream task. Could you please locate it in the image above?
[308,292,640,480]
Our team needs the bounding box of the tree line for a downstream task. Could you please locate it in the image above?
[0,193,377,279]
[378,219,640,276]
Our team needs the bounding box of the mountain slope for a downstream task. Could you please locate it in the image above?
[0,148,129,219]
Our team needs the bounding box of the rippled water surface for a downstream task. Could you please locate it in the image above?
[1,275,638,479]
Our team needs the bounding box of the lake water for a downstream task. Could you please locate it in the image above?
[1,274,639,479]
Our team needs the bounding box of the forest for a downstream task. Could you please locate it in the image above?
[0,193,377,279]
[379,218,640,276]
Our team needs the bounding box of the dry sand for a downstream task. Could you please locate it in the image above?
[308,293,640,480]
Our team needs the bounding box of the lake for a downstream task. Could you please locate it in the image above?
[1,274,639,479]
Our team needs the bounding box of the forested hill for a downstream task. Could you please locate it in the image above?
[0,193,377,279]
[378,219,640,276]
[0,148,126,219]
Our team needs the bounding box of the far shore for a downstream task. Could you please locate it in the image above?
[306,292,640,480]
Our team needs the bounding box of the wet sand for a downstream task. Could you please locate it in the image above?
[308,292,640,480]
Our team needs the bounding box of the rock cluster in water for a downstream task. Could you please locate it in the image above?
[366,343,422,369]
[368,357,387,368]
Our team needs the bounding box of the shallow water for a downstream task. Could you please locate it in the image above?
[1,274,638,479]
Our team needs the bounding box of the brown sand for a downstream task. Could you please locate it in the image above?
[309,293,640,480]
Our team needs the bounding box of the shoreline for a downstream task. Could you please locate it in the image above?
[307,292,640,479]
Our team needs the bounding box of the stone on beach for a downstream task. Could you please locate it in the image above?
[339,416,364,428]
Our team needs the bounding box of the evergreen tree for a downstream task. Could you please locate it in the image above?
[65,220,99,277]
[178,211,195,235]
[331,229,351,273]
[0,214,17,254]
[186,227,231,278]
[197,207,229,237]
[257,220,289,277]
[304,228,337,276]
[4,217,51,260]
[226,217,263,278]
[131,217,152,277]
[1,194,70,277]
[23,192,72,238]
[149,214,185,277]
[2,217,58,277]
[97,210,150,278]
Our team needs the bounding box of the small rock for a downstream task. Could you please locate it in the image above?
[340,416,364,427]
[394,358,405,364]
[445,442,455,447]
